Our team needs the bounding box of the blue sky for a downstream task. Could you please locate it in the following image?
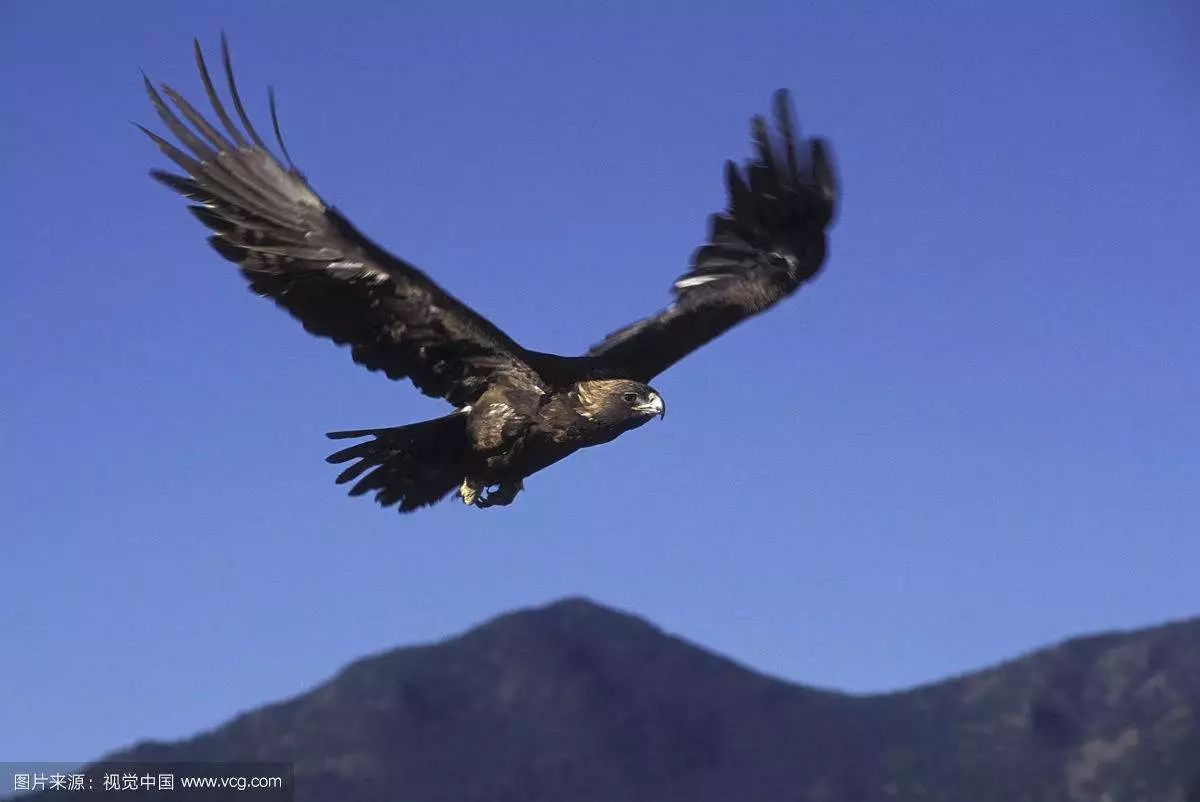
[2,0,1197,763]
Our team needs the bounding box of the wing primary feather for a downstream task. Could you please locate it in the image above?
[139,120,307,232]
[143,75,221,166]
[268,86,297,171]
[811,138,836,212]
[194,38,249,149]
[144,78,284,217]
[220,33,270,154]
[751,114,777,177]
[161,83,235,153]
[149,169,203,199]
[774,89,799,180]
[725,160,751,216]
[137,123,206,176]
[160,83,293,209]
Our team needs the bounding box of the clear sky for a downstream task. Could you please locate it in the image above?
[2,0,1198,764]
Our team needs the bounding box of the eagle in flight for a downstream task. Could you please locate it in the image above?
[141,37,838,513]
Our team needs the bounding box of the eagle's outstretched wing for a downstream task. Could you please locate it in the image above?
[142,37,544,407]
[587,90,837,382]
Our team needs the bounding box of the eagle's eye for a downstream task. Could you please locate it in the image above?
[622,391,640,404]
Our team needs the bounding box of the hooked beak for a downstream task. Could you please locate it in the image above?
[635,392,666,420]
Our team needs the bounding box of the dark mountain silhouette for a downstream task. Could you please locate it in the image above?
[58,599,1200,801]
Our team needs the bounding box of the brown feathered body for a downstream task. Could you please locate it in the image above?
[326,379,664,509]
[141,37,836,514]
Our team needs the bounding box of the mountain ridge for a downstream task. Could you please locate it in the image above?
[57,598,1200,801]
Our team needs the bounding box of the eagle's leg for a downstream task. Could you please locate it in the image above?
[459,478,481,506]
[475,480,523,508]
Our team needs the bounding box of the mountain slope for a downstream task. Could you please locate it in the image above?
[74,599,1200,801]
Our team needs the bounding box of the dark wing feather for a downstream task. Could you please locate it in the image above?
[142,37,544,407]
[587,90,837,382]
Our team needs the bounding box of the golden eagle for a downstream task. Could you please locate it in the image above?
[141,38,838,513]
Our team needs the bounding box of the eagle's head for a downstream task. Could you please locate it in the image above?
[572,379,666,435]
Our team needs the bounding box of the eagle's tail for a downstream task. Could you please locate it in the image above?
[325,413,471,513]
